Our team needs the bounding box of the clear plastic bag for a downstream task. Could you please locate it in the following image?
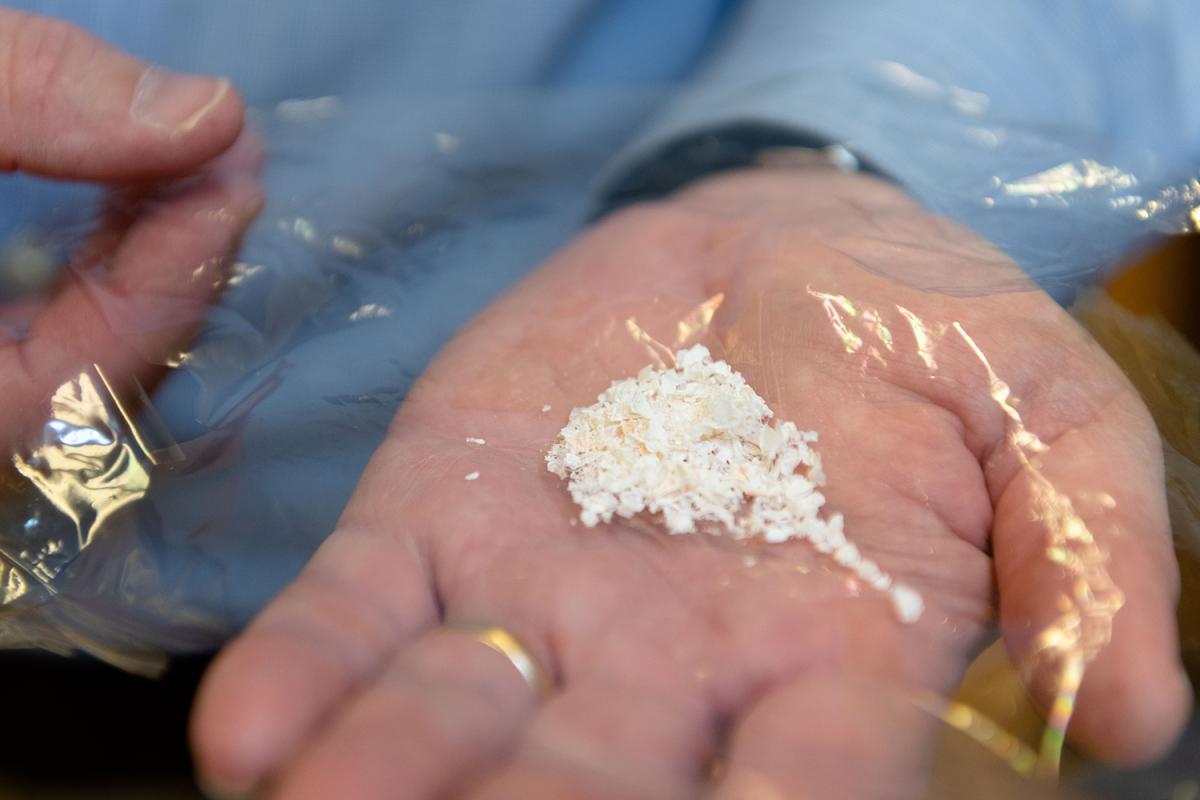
[0,89,671,674]
[0,91,1195,800]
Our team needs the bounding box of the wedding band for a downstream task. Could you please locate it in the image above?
[456,625,550,699]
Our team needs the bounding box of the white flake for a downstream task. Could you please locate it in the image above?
[541,404,553,413]
[465,437,486,445]
[464,471,480,481]
[891,583,924,623]
[546,345,922,623]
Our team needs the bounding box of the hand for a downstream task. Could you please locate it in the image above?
[0,9,260,452]
[193,169,1189,798]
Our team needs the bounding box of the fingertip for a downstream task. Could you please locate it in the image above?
[0,9,246,181]
[1001,583,1192,766]
[191,629,370,796]
[190,648,270,796]
[191,641,315,795]
[1070,657,1193,767]
[117,70,246,181]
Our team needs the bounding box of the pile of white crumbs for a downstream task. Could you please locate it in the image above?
[545,345,923,624]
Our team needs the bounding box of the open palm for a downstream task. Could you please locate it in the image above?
[194,170,1188,799]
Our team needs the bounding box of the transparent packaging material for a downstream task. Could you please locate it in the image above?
[1,88,1196,796]
[0,90,673,673]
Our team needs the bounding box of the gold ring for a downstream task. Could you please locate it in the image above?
[456,625,550,698]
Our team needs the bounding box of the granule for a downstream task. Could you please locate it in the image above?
[546,345,923,624]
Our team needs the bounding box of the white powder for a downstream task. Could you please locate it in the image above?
[546,345,923,624]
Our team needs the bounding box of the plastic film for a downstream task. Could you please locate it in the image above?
[0,90,670,674]
[0,87,1194,797]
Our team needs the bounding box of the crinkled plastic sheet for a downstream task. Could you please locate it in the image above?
[0,89,671,669]
[781,59,1200,304]
[0,90,1197,797]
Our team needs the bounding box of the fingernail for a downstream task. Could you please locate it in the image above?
[132,67,229,134]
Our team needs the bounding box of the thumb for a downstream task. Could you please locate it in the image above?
[0,9,243,181]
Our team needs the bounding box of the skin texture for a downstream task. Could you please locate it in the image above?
[190,168,1190,798]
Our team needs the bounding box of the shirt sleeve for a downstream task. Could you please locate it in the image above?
[599,0,1200,303]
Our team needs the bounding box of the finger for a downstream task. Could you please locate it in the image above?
[267,627,540,800]
[469,681,715,800]
[990,376,1191,764]
[32,132,264,365]
[0,9,243,180]
[714,672,937,800]
[3,133,264,446]
[191,526,439,797]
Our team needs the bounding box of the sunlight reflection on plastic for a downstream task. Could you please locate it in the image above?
[793,290,1128,780]
[806,288,863,354]
[348,303,393,322]
[0,364,183,669]
[877,61,990,115]
[954,322,1123,778]
[331,235,364,258]
[914,691,1039,776]
[1003,160,1139,198]
[0,561,29,604]
[676,292,724,346]
[861,308,895,352]
[1134,178,1200,231]
[896,305,945,371]
[807,287,902,368]
[1002,162,1200,234]
[11,369,152,571]
[624,316,674,368]
[225,261,264,287]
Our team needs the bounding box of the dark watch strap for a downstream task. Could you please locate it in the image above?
[594,121,890,218]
